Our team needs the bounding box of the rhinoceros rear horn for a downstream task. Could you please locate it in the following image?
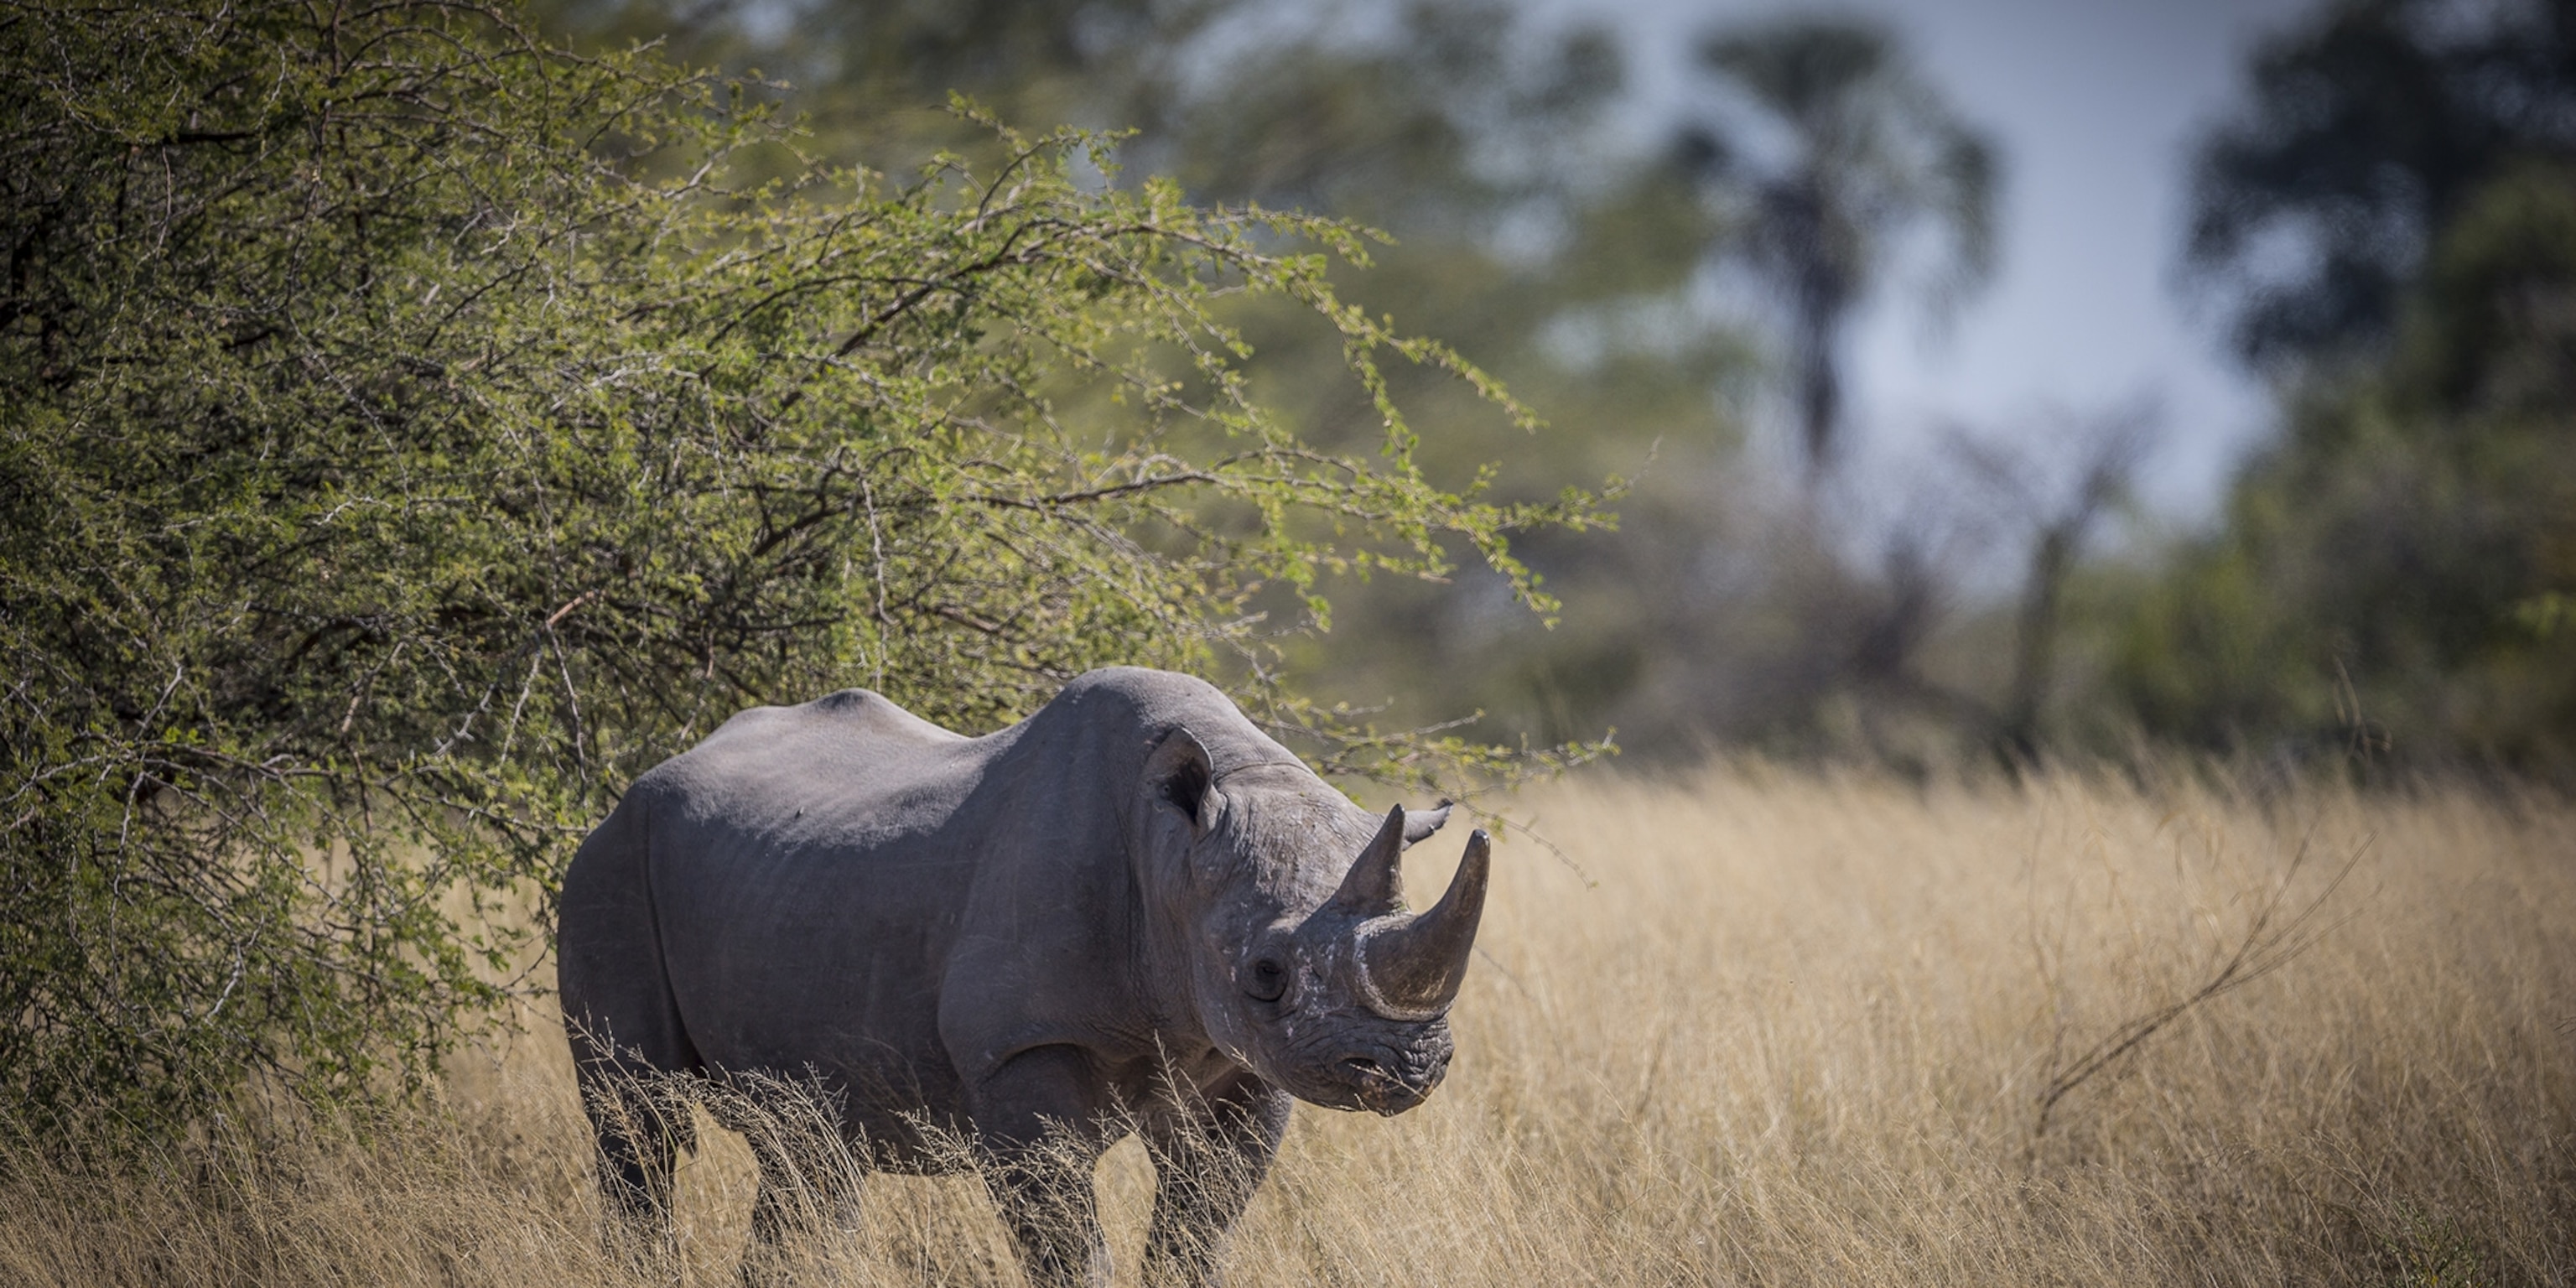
[1330,804,1410,915]
[1356,828,1491,1021]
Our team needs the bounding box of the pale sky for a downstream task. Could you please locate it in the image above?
[1555,0,2323,522]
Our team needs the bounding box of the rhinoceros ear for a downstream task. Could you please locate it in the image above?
[1400,800,1454,848]
[1143,726,1216,837]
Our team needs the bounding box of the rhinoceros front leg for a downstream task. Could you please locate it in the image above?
[982,1147,1112,1288]
[969,1046,1117,1288]
[1140,1073,1291,1287]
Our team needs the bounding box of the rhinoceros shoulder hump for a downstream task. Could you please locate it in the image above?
[802,688,970,744]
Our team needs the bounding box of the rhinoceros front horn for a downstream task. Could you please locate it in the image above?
[1354,828,1491,1021]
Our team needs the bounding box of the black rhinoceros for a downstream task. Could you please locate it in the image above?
[557,667,1488,1286]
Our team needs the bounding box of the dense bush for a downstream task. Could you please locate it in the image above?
[0,0,1602,1132]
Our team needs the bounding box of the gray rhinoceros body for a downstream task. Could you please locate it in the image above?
[558,667,1488,1285]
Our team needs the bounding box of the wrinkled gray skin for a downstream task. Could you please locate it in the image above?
[558,667,1490,1286]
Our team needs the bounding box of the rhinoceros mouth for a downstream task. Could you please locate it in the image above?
[1338,1055,1438,1116]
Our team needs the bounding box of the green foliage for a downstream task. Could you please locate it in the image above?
[0,0,1606,1132]
[2375,1202,2495,1288]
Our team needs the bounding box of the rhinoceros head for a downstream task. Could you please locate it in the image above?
[1140,729,1489,1116]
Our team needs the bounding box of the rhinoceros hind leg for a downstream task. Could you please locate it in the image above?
[1140,1074,1291,1288]
[559,797,704,1261]
[575,1066,694,1270]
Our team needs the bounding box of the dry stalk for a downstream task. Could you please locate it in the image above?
[2028,822,2371,1151]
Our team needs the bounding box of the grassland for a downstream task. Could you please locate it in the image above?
[4,764,2570,1285]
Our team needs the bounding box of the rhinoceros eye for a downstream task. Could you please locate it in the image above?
[1244,958,1287,1003]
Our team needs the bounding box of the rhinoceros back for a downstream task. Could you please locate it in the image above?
[558,688,1007,1145]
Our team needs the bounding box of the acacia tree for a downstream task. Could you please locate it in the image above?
[1680,17,1997,483]
[0,0,1603,1132]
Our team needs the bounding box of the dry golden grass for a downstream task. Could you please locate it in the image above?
[5,765,2571,1285]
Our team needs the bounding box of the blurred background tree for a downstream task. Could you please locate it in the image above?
[1675,16,1997,485]
[2121,0,2576,776]
[2184,0,2576,373]
[527,0,2576,778]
